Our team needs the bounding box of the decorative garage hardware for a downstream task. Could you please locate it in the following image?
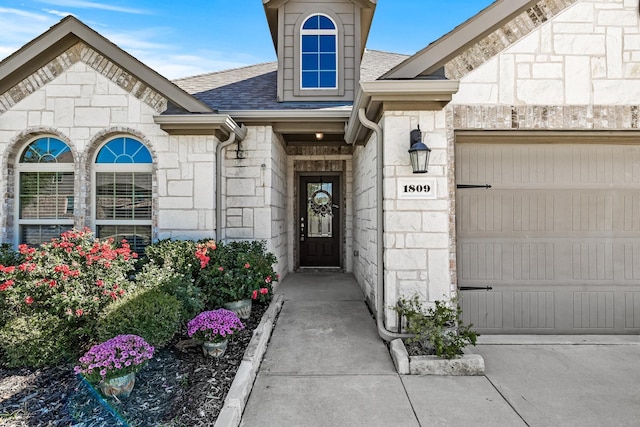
[308,189,338,217]
[408,126,431,174]
[459,286,493,291]
[456,184,492,189]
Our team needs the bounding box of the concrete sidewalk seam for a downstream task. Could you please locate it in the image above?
[214,295,284,427]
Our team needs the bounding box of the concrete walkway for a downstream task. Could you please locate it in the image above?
[240,273,640,427]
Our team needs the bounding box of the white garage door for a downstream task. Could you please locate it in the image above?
[456,142,640,334]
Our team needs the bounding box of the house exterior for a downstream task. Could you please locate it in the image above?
[1,0,639,335]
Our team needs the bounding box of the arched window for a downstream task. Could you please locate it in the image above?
[301,14,337,89]
[94,137,153,254]
[16,137,75,245]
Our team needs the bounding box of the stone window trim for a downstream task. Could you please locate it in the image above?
[294,10,345,98]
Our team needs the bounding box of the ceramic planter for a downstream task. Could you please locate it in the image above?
[223,298,252,319]
[202,339,228,358]
[99,372,136,398]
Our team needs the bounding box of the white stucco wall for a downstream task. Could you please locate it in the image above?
[453,0,640,105]
[0,61,218,244]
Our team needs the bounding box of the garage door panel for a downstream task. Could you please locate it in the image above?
[573,292,615,330]
[624,293,640,328]
[513,291,555,329]
[457,143,640,334]
[461,291,503,330]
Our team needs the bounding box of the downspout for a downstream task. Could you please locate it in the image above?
[215,133,237,242]
[357,108,412,342]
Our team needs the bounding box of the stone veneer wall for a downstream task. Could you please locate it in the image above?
[381,110,451,329]
[352,137,378,306]
[0,57,217,244]
[445,0,579,80]
[269,133,289,278]
[452,0,640,106]
[222,126,289,279]
[0,41,167,115]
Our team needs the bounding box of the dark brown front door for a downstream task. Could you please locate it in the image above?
[299,175,341,267]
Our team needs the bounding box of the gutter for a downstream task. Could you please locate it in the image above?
[357,108,412,342]
[216,125,247,242]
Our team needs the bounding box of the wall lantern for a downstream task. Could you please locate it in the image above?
[408,126,431,174]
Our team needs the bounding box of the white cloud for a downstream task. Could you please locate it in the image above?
[0,7,49,20]
[32,0,149,14]
[44,9,77,18]
[0,8,56,59]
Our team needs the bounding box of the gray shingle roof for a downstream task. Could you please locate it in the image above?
[172,50,409,111]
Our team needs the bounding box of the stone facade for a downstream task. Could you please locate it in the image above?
[0,53,218,245]
[452,0,640,105]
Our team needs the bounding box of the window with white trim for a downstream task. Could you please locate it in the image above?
[17,137,75,245]
[301,14,337,89]
[94,137,152,254]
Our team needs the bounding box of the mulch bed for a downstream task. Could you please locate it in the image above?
[0,303,268,427]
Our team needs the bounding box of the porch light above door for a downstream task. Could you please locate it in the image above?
[408,127,431,174]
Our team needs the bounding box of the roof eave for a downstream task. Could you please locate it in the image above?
[345,79,460,145]
[0,16,213,114]
[154,114,247,140]
[381,0,536,79]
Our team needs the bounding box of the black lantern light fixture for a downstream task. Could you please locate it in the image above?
[408,126,431,174]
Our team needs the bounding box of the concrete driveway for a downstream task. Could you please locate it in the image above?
[240,274,640,427]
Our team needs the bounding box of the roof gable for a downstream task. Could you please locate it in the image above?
[382,0,578,80]
[0,16,212,114]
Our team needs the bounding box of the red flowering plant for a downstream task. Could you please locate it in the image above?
[0,228,138,341]
[196,240,278,308]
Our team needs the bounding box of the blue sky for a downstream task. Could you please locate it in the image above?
[0,0,494,79]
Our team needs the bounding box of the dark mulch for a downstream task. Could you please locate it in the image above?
[0,303,268,427]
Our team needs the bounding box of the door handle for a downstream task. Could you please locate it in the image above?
[300,217,305,241]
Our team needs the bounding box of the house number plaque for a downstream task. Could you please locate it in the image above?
[397,177,437,200]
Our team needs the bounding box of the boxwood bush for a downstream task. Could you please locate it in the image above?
[0,312,72,368]
[135,263,204,322]
[96,288,183,347]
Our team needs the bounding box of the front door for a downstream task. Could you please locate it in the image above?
[299,175,341,267]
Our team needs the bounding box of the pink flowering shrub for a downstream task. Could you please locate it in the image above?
[187,309,244,343]
[0,228,138,345]
[74,334,154,383]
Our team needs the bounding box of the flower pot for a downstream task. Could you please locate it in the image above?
[223,299,252,319]
[203,339,228,358]
[99,372,136,398]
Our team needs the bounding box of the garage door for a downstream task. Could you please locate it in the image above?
[456,142,640,334]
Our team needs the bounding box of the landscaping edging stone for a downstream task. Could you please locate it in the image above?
[390,338,485,376]
[214,295,284,427]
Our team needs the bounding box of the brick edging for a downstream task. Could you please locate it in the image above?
[214,294,284,427]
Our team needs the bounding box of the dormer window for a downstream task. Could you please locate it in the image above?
[301,14,337,89]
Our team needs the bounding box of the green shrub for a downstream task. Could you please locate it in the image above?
[393,295,478,359]
[143,239,200,280]
[0,244,20,329]
[0,312,72,368]
[0,243,20,266]
[96,288,182,347]
[135,263,204,322]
